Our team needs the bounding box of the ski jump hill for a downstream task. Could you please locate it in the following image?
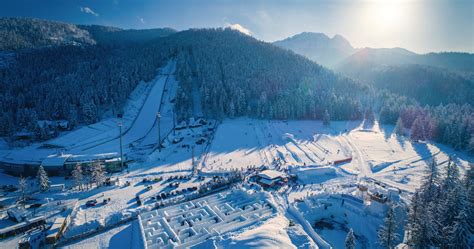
[0,60,177,176]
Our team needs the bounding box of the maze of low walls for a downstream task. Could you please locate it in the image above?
[138,190,275,249]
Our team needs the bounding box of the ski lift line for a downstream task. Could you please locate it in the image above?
[196,121,220,173]
[272,122,316,164]
[252,122,272,166]
[301,143,324,161]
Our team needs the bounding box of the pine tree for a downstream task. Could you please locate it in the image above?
[410,117,425,141]
[437,159,469,247]
[378,205,399,248]
[71,163,83,190]
[406,192,423,247]
[90,162,106,187]
[421,159,439,202]
[448,207,471,248]
[18,176,27,205]
[323,109,330,126]
[36,165,49,192]
[365,107,375,124]
[468,136,474,154]
[345,228,356,249]
[465,164,474,238]
[394,117,404,136]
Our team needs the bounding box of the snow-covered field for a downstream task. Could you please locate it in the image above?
[203,118,470,191]
[60,221,141,249]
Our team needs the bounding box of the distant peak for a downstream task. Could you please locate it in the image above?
[294,32,330,39]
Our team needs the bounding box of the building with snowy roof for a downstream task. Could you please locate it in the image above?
[256,170,288,187]
[0,152,123,176]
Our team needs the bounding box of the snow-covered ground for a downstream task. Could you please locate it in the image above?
[60,221,141,249]
[1,88,472,248]
[203,118,471,192]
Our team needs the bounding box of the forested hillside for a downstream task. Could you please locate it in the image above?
[0,17,96,50]
[0,19,368,139]
[338,47,474,73]
[378,92,474,152]
[356,64,474,106]
[79,25,176,44]
[0,40,175,137]
[171,29,367,121]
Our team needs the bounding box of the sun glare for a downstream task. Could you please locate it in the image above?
[366,0,407,31]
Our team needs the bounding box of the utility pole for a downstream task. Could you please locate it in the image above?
[192,146,195,174]
[118,121,124,172]
[173,112,176,136]
[157,112,161,152]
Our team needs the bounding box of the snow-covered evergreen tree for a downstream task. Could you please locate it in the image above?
[90,162,106,187]
[448,207,471,248]
[406,158,472,248]
[465,164,474,240]
[394,117,404,136]
[71,163,83,190]
[410,117,425,141]
[378,205,399,248]
[406,192,425,246]
[365,107,375,124]
[421,159,439,202]
[345,228,356,249]
[36,165,49,192]
[323,109,330,126]
[18,176,27,204]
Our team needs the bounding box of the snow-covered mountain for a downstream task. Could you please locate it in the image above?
[273,32,356,67]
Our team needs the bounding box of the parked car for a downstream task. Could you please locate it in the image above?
[86,199,98,207]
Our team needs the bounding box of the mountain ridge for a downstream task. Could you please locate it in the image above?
[0,17,176,51]
[273,32,356,67]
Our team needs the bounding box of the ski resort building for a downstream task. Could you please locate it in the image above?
[256,170,288,187]
[0,153,123,176]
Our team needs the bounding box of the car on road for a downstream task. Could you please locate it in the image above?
[86,199,98,207]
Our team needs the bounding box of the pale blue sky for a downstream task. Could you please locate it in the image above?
[1,0,473,53]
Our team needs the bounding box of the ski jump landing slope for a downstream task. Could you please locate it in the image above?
[78,61,176,155]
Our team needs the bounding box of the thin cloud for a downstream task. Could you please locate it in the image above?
[226,23,251,36]
[80,6,99,17]
[137,16,146,24]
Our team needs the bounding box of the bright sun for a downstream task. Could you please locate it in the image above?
[367,0,407,31]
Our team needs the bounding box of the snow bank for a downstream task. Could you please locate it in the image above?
[291,166,338,184]
[288,205,329,249]
[216,215,297,249]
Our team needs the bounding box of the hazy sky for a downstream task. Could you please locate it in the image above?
[1,0,473,53]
